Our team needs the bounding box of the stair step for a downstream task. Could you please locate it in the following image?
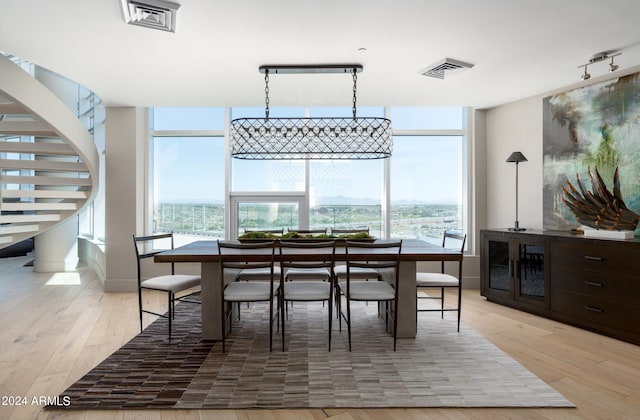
[0,214,62,223]
[0,236,12,245]
[0,224,39,234]
[0,102,28,115]
[1,189,89,199]
[1,202,78,211]
[0,175,92,186]
[0,120,57,136]
[0,140,76,156]
[0,159,88,172]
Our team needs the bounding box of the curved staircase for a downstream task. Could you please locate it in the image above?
[0,54,99,250]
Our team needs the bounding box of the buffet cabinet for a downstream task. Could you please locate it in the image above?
[480,229,640,345]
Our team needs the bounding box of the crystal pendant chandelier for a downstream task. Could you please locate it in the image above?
[229,64,393,160]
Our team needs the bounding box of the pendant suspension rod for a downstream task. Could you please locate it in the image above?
[264,68,270,121]
[352,68,358,120]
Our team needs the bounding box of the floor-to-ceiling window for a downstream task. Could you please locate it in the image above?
[389,107,465,244]
[149,106,468,244]
[150,108,225,246]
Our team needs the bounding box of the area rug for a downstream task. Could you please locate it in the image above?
[49,299,574,410]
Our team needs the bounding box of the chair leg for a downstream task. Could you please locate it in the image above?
[440,287,445,319]
[328,291,333,352]
[221,300,226,353]
[346,297,352,352]
[168,292,173,341]
[281,291,286,352]
[392,298,398,352]
[138,290,144,333]
[457,286,462,332]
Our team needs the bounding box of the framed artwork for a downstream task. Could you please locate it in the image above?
[543,72,640,232]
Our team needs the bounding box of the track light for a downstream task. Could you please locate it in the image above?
[609,56,619,72]
[578,51,621,80]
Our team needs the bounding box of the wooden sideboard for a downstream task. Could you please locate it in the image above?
[480,229,640,345]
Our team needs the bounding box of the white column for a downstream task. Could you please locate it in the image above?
[33,218,79,272]
[32,67,80,272]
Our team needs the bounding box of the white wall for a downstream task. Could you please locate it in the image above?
[484,65,640,233]
[485,97,543,230]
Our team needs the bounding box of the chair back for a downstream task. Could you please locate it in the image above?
[279,240,336,278]
[441,230,466,273]
[132,233,176,286]
[344,240,403,290]
[217,240,276,280]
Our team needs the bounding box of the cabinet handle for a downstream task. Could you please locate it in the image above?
[585,305,604,313]
[585,281,604,287]
[584,255,603,261]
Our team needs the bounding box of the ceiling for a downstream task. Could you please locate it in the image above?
[2,0,640,109]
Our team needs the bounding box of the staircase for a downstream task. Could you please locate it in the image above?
[0,54,99,250]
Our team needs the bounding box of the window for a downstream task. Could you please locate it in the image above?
[390,135,464,244]
[150,108,226,245]
[149,106,468,243]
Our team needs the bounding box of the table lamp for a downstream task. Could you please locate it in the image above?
[506,151,528,231]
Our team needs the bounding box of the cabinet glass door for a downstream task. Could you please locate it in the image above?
[487,240,510,291]
[517,242,545,300]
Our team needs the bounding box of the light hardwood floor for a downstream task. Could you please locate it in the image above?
[1,255,638,420]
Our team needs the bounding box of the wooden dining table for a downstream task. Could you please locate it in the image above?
[155,239,462,340]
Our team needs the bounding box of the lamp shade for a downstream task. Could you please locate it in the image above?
[506,151,528,163]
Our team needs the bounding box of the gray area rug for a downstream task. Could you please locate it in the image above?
[50,298,574,409]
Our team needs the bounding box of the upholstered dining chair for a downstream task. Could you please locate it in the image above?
[337,240,403,351]
[279,240,336,351]
[217,240,280,352]
[416,230,466,331]
[332,228,377,284]
[132,233,201,341]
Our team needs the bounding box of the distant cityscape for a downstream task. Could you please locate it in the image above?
[155,201,461,243]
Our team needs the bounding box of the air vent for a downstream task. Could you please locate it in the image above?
[419,58,474,79]
[120,0,180,32]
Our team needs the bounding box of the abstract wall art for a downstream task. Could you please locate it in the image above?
[543,71,640,233]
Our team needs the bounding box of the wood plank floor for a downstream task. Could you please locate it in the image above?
[0,255,638,420]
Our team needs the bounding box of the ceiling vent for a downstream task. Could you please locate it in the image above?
[419,58,474,79]
[120,0,181,32]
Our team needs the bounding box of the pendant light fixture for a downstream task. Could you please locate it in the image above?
[229,64,393,160]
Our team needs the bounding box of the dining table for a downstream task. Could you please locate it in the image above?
[155,238,463,341]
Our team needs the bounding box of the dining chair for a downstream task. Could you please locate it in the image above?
[337,240,403,351]
[217,240,280,352]
[279,240,336,351]
[132,233,201,341]
[416,230,466,331]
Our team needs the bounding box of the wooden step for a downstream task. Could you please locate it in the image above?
[0,159,88,172]
[0,214,61,223]
[0,140,76,156]
[0,102,27,115]
[1,189,89,199]
[0,175,92,186]
[0,120,57,137]
[1,202,78,211]
[0,224,39,234]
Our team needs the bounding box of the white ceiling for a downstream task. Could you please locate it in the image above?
[2,0,640,109]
